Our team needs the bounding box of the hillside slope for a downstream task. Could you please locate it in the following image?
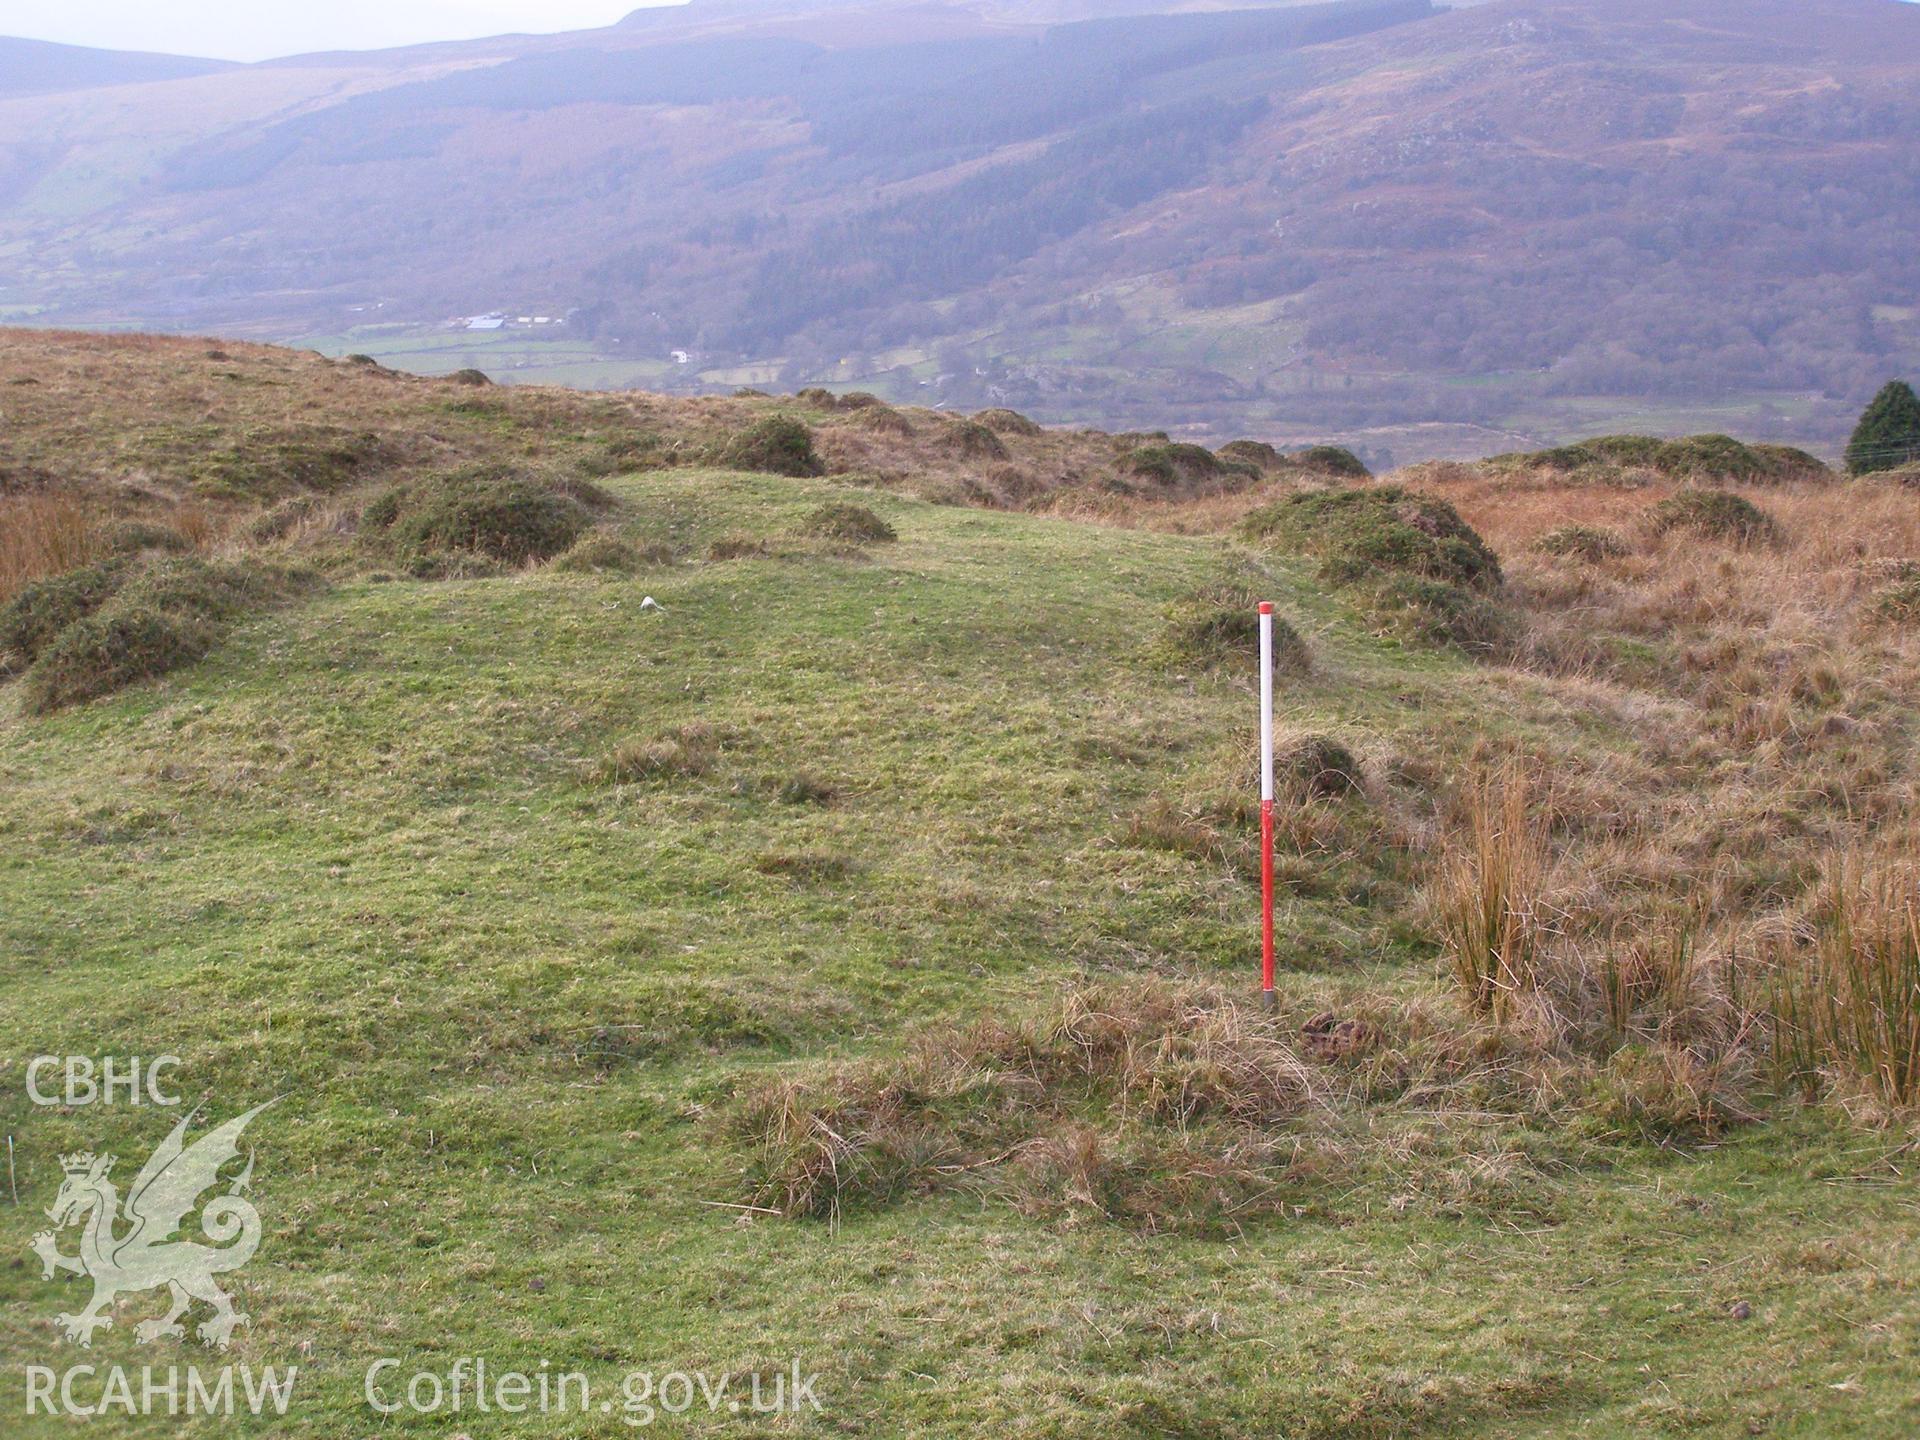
[0,37,230,98]
[2,332,1919,1435]
[1,0,1916,458]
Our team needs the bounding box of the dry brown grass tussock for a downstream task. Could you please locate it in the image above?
[0,494,107,605]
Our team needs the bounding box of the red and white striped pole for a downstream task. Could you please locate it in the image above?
[1258,601,1276,1011]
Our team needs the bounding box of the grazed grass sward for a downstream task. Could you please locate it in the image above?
[1,454,1917,1436]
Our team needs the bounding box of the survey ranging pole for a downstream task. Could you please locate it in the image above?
[1258,602,1276,1010]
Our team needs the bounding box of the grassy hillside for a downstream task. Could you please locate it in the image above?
[2,333,1918,1436]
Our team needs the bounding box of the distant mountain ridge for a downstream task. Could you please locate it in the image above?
[0,36,230,97]
[0,0,1916,460]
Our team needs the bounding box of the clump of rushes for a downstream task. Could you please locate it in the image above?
[1435,763,1551,1024]
[599,723,721,783]
[736,980,1326,1228]
[1773,851,1920,1110]
[0,493,109,605]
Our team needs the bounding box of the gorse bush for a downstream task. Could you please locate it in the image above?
[362,467,598,573]
[778,772,837,806]
[0,561,124,665]
[1125,442,1226,487]
[1534,524,1629,562]
[1289,445,1371,480]
[1211,441,1368,480]
[554,534,643,574]
[1157,585,1309,673]
[793,388,884,412]
[1371,576,1514,651]
[945,420,1008,461]
[1123,797,1230,864]
[14,556,307,712]
[1242,487,1509,652]
[1491,434,1828,484]
[248,496,320,543]
[1871,567,1920,623]
[105,521,194,556]
[973,407,1041,436]
[706,535,770,561]
[1243,486,1501,590]
[1645,488,1779,546]
[1217,439,1280,470]
[194,427,388,499]
[25,607,205,713]
[799,503,896,544]
[580,431,666,477]
[851,404,914,436]
[715,416,823,476]
[1276,734,1361,799]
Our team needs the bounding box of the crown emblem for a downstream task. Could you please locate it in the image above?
[58,1152,99,1175]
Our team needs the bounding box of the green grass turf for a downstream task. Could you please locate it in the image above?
[1,468,1914,1436]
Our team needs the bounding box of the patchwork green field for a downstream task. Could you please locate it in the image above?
[2,334,1918,1437]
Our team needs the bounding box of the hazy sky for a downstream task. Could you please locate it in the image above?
[0,1,686,62]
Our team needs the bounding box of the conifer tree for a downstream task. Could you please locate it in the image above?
[1846,380,1920,475]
